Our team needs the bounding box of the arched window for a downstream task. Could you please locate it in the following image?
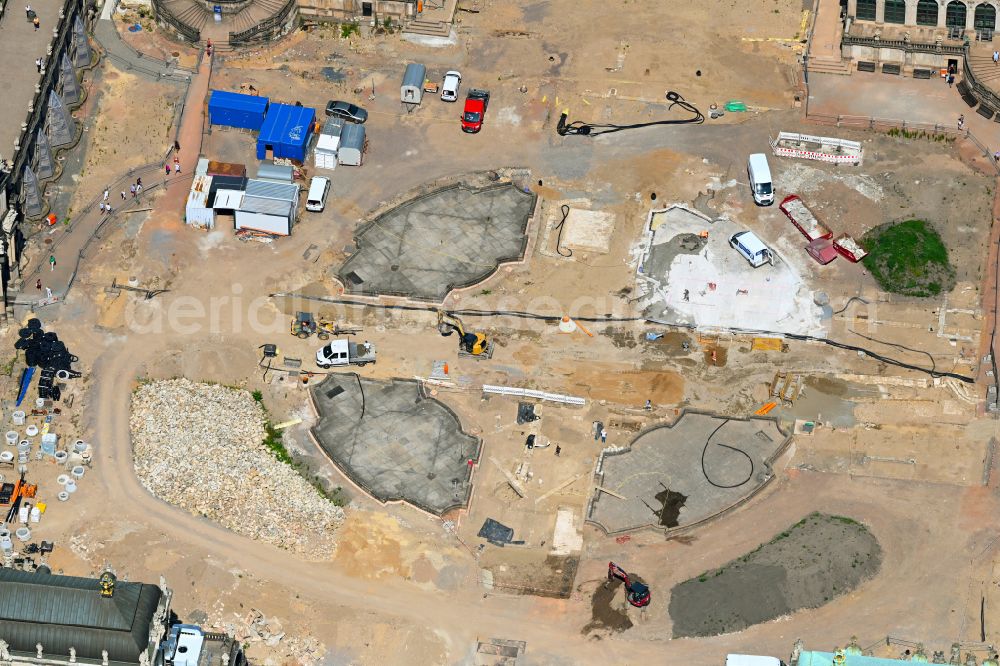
[884,0,907,23]
[856,0,877,20]
[975,2,996,28]
[947,0,968,27]
[917,0,940,24]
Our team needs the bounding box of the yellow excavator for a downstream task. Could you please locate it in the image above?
[436,310,495,359]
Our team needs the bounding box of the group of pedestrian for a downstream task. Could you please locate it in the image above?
[25,5,39,30]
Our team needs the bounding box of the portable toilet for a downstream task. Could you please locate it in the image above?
[401,63,426,105]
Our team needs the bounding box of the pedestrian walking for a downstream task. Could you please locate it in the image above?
[103,188,109,201]
[49,255,55,271]
[555,445,561,456]
[958,114,965,130]
[600,428,608,444]
[120,190,126,200]
[32,16,39,30]
[174,162,181,174]
[645,399,652,411]
[25,4,31,19]
[44,287,52,299]
[35,58,41,73]
[165,164,171,175]
[948,73,955,87]
[994,150,1000,162]
[136,177,142,187]
[105,203,112,214]
[136,183,142,196]
[130,184,136,198]
[35,279,41,290]
[993,50,998,64]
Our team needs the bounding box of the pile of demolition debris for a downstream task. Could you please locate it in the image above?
[216,609,325,663]
[130,379,344,555]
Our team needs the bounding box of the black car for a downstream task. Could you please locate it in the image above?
[325,100,368,123]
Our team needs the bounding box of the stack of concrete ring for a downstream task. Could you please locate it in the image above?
[14,319,80,401]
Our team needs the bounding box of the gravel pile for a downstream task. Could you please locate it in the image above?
[131,379,344,556]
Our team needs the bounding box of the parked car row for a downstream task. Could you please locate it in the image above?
[430,68,490,133]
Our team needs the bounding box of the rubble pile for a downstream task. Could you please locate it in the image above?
[130,379,344,555]
[229,609,325,661]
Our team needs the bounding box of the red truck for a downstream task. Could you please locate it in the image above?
[461,89,490,133]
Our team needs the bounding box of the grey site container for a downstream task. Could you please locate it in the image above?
[338,123,366,166]
[401,63,426,104]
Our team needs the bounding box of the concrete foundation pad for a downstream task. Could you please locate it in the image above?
[562,208,615,254]
[640,205,825,335]
[588,411,790,534]
[311,374,481,515]
[338,181,535,301]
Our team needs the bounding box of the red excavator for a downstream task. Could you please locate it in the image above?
[608,561,651,608]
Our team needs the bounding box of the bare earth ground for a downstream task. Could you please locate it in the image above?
[67,64,181,214]
[9,0,1000,663]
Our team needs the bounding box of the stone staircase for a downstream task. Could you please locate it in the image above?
[230,0,288,35]
[808,56,853,75]
[967,43,1000,89]
[159,0,212,34]
[403,18,451,38]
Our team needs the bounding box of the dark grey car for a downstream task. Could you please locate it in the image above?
[325,100,368,124]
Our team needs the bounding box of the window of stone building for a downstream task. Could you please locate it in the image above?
[856,0,877,20]
[975,2,996,28]
[884,0,907,22]
[947,0,969,27]
[917,0,939,24]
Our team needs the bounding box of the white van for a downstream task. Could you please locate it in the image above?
[726,655,786,666]
[441,70,462,102]
[729,230,773,268]
[305,176,331,212]
[747,153,774,206]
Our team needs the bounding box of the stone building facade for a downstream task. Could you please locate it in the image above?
[847,0,999,31]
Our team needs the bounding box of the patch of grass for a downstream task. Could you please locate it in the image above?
[831,515,860,525]
[254,390,347,507]
[262,422,292,465]
[0,356,16,377]
[861,219,955,297]
[886,127,953,142]
[340,21,359,38]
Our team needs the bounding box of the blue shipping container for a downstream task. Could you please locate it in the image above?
[208,90,270,131]
[256,103,316,162]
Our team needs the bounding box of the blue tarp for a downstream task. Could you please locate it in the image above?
[256,104,315,162]
[16,367,34,406]
[208,90,269,131]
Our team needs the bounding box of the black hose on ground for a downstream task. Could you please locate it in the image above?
[557,90,704,137]
[355,372,366,422]
[270,294,975,383]
[554,204,573,258]
[700,419,754,490]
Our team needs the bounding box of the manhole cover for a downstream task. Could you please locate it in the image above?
[390,264,400,272]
